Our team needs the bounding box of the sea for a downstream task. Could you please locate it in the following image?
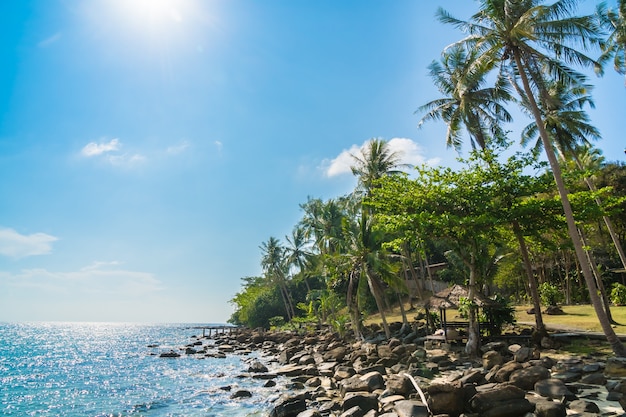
[0,322,278,417]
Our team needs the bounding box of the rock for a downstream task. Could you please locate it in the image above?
[276,364,308,377]
[296,410,321,417]
[567,399,600,414]
[159,351,180,358]
[544,305,564,315]
[533,400,566,417]
[509,365,551,390]
[231,390,252,398]
[534,379,569,398]
[264,380,277,387]
[385,374,413,396]
[393,400,428,417]
[605,357,626,377]
[339,371,384,396]
[426,383,464,417]
[483,350,504,370]
[248,360,269,373]
[334,366,356,380]
[342,392,379,413]
[298,355,316,366]
[339,406,365,417]
[270,394,308,417]
[494,361,523,383]
[470,384,526,412]
[579,372,606,385]
[324,346,347,362]
[514,347,535,363]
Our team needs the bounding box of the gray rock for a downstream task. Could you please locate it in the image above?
[533,400,566,417]
[339,406,364,417]
[393,400,428,417]
[605,357,626,377]
[470,384,526,412]
[483,350,504,370]
[509,365,551,390]
[534,378,569,398]
[426,383,464,417]
[296,410,321,417]
[342,392,379,413]
[231,390,252,399]
[385,374,413,395]
[248,360,269,373]
[270,394,308,417]
[567,399,600,413]
[579,372,606,385]
[494,361,523,383]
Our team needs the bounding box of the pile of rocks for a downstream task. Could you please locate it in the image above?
[161,326,626,417]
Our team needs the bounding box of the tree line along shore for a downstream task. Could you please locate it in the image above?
[229,0,626,358]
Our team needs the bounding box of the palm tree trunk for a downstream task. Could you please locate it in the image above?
[579,228,615,324]
[367,272,391,339]
[347,272,363,339]
[513,51,626,356]
[512,221,547,338]
[465,256,480,358]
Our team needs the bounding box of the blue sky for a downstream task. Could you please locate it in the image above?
[0,0,623,323]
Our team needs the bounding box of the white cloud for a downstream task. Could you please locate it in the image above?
[214,140,223,155]
[166,140,190,155]
[0,228,58,259]
[38,32,61,48]
[82,138,120,157]
[3,262,163,295]
[322,137,440,178]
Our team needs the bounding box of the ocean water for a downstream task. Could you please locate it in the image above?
[0,322,277,417]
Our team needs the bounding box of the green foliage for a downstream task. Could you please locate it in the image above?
[268,316,285,329]
[457,296,476,320]
[611,283,626,306]
[486,294,516,335]
[539,282,564,306]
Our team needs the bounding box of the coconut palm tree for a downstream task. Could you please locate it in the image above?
[597,0,626,84]
[285,225,314,291]
[437,0,626,356]
[260,237,295,320]
[348,139,408,338]
[418,44,513,151]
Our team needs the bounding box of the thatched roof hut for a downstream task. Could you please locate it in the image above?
[424,284,497,310]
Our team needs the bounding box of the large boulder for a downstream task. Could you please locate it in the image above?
[483,350,504,370]
[426,383,464,417]
[509,365,551,390]
[270,394,308,417]
[605,357,626,377]
[393,400,428,417]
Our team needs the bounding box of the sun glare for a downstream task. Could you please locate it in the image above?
[116,0,184,27]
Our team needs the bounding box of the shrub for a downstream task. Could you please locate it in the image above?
[611,283,626,306]
[539,282,564,306]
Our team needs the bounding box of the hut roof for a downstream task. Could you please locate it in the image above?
[424,284,497,310]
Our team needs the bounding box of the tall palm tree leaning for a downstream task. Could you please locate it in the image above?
[418,44,548,341]
[437,0,626,356]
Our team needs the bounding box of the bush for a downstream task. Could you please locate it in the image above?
[268,316,286,329]
[539,282,564,306]
[611,283,626,306]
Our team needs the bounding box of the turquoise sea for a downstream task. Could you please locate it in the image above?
[0,322,275,416]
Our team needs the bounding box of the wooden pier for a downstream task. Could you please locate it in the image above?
[191,325,240,338]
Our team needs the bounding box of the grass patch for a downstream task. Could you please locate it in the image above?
[515,304,626,334]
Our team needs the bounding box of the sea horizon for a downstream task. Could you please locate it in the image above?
[0,322,273,417]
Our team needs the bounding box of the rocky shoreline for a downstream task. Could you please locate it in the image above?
[159,324,626,417]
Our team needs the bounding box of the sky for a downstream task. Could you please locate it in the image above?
[0,0,624,324]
